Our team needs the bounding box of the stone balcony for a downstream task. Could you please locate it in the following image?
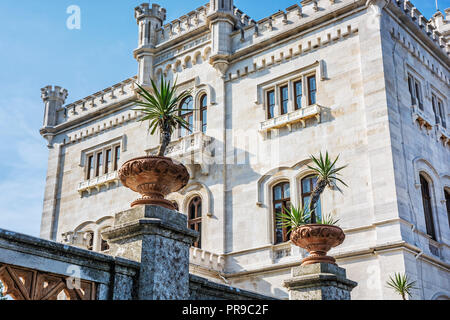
[77,171,120,195]
[435,123,450,146]
[411,104,434,131]
[147,131,213,177]
[190,247,224,273]
[259,104,322,132]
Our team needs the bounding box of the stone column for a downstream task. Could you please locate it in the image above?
[283,263,357,300]
[102,205,198,300]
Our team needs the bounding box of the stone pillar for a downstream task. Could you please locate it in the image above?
[102,205,198,300]
[283,263,357,300]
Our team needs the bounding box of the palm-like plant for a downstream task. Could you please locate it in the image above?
[277,206,340,233]
[307,152,348,224]
[386,273,417,300]
[133,76,192,157]
[277,205,311,232]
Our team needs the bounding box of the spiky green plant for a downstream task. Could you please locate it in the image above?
[277,205,312,232]
[133,75,193,157]
[277,205,340,233]
[386,273,417,300]
[316,213,340,226]
[307,152,348,223]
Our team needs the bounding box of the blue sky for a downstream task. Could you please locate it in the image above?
[0,0,446,237]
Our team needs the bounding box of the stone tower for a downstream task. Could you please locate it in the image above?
[134,3,166,86]
[207,0,236,76]
[40,86,68,129]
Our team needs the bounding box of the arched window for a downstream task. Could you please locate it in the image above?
[200,94,208,133]
[273,182,291,244]
[420,174,436,241]
[188,197,202,248]
[180,96,194,137]
[301,175,322,221]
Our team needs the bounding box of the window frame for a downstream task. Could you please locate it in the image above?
[280,85,289,115]
[179,96,194,138]
[407,73,424,110]
[273,181,291,245]
[84,142,121,181]
[187,196,203,248]
[263,71,318,120]
[200,94,208,134]
[301,175,322,221]
[419,174,437,241]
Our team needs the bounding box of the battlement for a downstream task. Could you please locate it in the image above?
[135,3,166,23]
[40,85,68,103]
[393,0,449,56]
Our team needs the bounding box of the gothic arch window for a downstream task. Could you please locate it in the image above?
[420,174,436,241]
[188,196,202,248]
[179,96,194,137]
[200,94,208,133]
[273,182,291,244]
[301,175,322,221]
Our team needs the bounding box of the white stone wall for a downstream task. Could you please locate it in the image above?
[40,0,449,300]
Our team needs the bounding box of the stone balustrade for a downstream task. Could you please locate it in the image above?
[260,104,322,132]
[78,171,120,195]
[190,247,225,273]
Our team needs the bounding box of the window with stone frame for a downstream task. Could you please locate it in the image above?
[307,75,317,106]
[179,96,194,138]
[294,80,303,110]
[407,74,424,110]
[301,175,322,221]
[420,174,437,241]
[200,94,208,133]
[263,71,318,120]
[432,93,447,128]
[84,143,121,181]
[188,197,202,248]
[267,90,275,119]
[273,182,291,245]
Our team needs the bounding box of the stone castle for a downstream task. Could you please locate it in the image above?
[38,0,449,300]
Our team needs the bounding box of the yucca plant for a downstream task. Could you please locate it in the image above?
[277,205,312,232]
[277,206,340,233]
[386,273,417,300]
[307,152,348,224]
[133,75,193,157]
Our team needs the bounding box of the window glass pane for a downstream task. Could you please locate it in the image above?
[267,91,275,119]
[274,186,282,200]
[302,179,311,193]
[295,81,302,109]
[281,86,288,115]
[283,183,290,198]
[308,76,317,105]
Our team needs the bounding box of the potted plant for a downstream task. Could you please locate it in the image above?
[278,152,348,266]
[118,76,192,210]
[386,273,417,300]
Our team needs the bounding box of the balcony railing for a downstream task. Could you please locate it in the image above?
[77,171,120,195]
[190,247,224,273]
[147,132,213,176]
[411,104,433,130]
[260,104,322,132]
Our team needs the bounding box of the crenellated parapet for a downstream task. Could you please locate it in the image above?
[390,0,449,57]
[40,85,68,136]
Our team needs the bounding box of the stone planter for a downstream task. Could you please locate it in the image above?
[118,156,190,210]
[290,224,345,266]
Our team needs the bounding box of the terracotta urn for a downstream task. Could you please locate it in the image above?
[118,156,190,210]
[290,224,345,266]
